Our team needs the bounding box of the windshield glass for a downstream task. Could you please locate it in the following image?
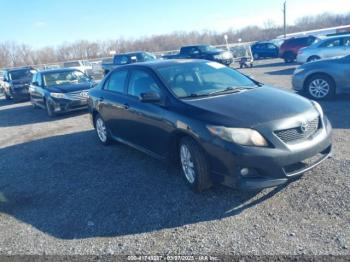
[157,62,256,98]
[198,45,221,52]
[9,69,33,80]
[43,70,90,87]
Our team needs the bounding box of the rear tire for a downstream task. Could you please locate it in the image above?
[94,114,113,145]
[305,74,335,100]
[179,137,212,192]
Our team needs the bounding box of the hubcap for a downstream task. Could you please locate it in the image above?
[309,79,330,98]
[96,118,107,142]
[180,145,195,184]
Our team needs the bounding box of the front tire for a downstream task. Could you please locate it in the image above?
[284,52,295,63]
[30,96,38,109]
[305,74,335,100]
[179,137,212,192]
[4,91,11,100]
[45,99,56,117]
[307,56,320,63]
[94,114,112,145]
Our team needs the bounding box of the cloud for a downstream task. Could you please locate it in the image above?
[33,21,47,28]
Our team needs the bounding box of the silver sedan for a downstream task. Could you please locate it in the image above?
[297,35,350,63]
[292,55,350,100]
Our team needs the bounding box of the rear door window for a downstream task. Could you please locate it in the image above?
[104,70,128,93]
[321,38,342,48]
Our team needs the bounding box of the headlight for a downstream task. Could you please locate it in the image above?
[294,67,304,75]
[213,55,222,60]
[50,92,66,99]
[311,101,324,118]
[207,126,268,147]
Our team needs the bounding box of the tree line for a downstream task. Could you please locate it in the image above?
[1,12,350,68]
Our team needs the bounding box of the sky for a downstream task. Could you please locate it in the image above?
[0,0,349,48]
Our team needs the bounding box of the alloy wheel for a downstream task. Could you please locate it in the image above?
[180,144,196,184]
[96,117,107,143]
[309,79,330,99]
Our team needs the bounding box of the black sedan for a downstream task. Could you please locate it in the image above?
[29,68,95,117]
[88,60,332,192]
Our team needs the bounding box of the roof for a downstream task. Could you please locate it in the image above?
[119,59,207,69]
[5,66,34,72]
[38,68,81,74]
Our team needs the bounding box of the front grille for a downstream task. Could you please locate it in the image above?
[274,117,321,144]
[65,91,87,100]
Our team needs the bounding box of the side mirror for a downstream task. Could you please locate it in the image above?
[140,91,161,103]
[32,81,39,86]
[89,75,94,81]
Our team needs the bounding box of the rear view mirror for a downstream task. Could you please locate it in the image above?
[140,91,161,103]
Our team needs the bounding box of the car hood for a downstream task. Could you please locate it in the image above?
[182,86,316,127]
[46,82,92,93]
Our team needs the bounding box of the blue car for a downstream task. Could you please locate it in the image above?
[251,42,279,60]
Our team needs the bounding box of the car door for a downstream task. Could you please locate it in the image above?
[97,69,130,139]
[122,68,171,156]
[266,43,278,57]
[319,38,344,58]
[341,36,350,57]
[30,73,45,106]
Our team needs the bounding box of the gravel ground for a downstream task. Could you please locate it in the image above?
[0,59,349,256]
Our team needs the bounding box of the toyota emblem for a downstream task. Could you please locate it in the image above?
[300,120,309,133]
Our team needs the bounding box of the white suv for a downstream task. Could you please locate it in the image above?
[63,60,93,75]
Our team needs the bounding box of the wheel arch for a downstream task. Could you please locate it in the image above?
[168,129,206,164]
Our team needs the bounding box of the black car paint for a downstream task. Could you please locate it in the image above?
[88,60,332,190]
[163,45,233,65]
[30,69,94,114]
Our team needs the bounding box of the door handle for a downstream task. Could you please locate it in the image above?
[123,103,130,109]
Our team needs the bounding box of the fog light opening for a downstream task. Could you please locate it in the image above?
[240,168,250,177]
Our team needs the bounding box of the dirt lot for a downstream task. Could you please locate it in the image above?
[0,59,349,256]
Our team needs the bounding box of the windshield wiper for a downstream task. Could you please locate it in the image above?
[181,93,211,99]
[208,86,252,96]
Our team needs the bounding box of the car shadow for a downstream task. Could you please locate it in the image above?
[0,100,88,127]
[318,94,350,129]
[252,61,299,68]
[265,67,296,76]
[0,130,291,239]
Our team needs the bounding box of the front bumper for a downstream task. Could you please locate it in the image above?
[292,73,306,92]
[11,86,30,100]
[203,116,333,190]
[50,98,88,113]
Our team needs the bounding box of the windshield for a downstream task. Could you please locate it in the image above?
[43,70,90,87]
[157,62,257,98]
[198,45,221,52]
[9,69,33,80]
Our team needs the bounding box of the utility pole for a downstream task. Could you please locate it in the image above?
[283,1,287,39]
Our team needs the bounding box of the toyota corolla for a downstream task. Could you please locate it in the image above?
[88,60,332,192]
